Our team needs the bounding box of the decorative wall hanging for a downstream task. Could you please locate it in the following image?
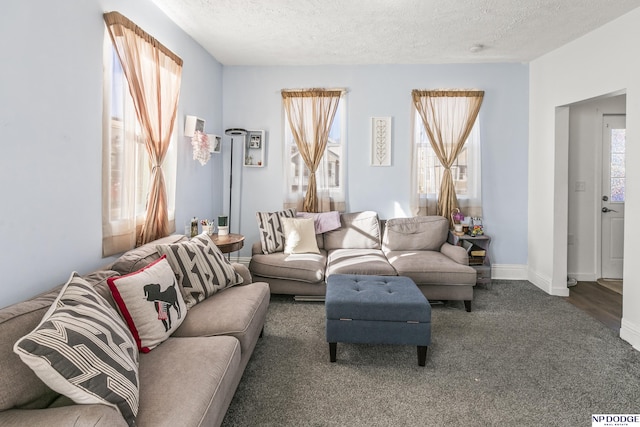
[184,115,205,137]
[209,134,221,153]
[191,131,211,165]
[371,116,391,166]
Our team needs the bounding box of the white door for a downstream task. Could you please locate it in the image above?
[600,115,625,279]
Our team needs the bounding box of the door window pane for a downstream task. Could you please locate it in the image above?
[610,128,625,202]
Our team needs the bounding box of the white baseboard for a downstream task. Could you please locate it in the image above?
[526,268,569,296]
[491,264,528,280]
[527,268,553,294]
[621,318,640,351]
[568,272,597,282]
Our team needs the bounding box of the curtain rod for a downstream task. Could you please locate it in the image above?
[281,88,348,94]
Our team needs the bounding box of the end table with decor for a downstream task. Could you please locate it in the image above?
[447,231,491,285]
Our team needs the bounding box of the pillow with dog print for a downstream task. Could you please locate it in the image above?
[108,255,187,353]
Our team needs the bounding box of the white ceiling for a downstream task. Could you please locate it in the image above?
[150,0,640,66]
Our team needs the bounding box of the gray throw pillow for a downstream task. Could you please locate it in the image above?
[156,234,243,308]
[14,273,139,426]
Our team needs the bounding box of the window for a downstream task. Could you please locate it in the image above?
[609,127,626,202]
[412,109,482,217]
[102,36,176,255]
[283,94,346,212]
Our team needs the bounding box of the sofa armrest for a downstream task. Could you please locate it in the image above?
[251,241,263,255]
[440,242,469,265]
[232,262,253,284]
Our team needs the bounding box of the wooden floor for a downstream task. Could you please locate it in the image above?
[564,281,622,333]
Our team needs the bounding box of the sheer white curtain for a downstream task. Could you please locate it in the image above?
[410,101,483,219]
[282,90,346,212]
[102,13,180,256]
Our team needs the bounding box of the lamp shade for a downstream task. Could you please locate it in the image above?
[225,128,247,136]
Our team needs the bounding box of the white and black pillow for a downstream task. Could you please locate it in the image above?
[108,256,187,353]
[256,208,296,254]
[156,234,243,308]
[14,273,139,426]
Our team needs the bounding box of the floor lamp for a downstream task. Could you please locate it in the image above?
[224,128,247,234]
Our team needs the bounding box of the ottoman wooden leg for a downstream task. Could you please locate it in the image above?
[417,346,428,366]
[329,342,337,362]
[464,300,472,312]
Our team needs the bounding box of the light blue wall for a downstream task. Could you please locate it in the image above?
[0,0,223,307]
[0,1,529,308]
[223,64,529,265]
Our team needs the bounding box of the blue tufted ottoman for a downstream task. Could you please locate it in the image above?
[325,274,431,366]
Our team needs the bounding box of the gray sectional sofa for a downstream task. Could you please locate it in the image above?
[250,211,478,311]
[0,234,270,427]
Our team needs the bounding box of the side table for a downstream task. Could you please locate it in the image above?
[447,231,491,285]
[209,233,245,254]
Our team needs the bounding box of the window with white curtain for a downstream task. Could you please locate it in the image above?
[413,109,482,216]
[102,36,176,255]
[283,95,346,212]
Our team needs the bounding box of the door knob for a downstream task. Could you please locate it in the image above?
[602,207,618,213]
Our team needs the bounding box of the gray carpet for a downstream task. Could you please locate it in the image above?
[222,281,640,426]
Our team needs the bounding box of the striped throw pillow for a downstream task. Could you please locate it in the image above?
[14,273,139,426]
[256,208,297,254]
[156,234,243,308]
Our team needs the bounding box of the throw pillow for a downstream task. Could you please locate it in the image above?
[256,208,296,254]
[282,217,320,254]
[14,273,139,426]
[108,256,187,353]
[156,234,243,308]
[297,211,341,234]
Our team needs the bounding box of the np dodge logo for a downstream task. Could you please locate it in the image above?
[592,414,640,427]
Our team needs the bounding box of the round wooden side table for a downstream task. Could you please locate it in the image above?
[209,233,245,253]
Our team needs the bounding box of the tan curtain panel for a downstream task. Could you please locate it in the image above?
[412,90,484,225]
[104,12,182,247]
[282,89,342,213]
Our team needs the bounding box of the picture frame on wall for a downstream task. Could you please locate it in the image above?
[249,133,262,149]
[370,116,391,166]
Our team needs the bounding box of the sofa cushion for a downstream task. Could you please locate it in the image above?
[256,208,297,254]
[282,217,320,254]
[85,270,121,311]
[137,336,240,427]
[383,216,449,251]
[108,256,187,353]
[0,289,62,412]
[13,273,139,426]
[172,282,270,355]
[156,234,243,308]
[323,211,381,251]
[110,234,187,275]
[249,251,327,284]
[326,249,397,276]
[386,250,477,285]
[0,404,127,426]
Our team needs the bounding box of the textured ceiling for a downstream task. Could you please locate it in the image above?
[150,0,640,65]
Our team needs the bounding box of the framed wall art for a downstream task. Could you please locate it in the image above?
[371,116,391,166]
[209,134,221,153]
